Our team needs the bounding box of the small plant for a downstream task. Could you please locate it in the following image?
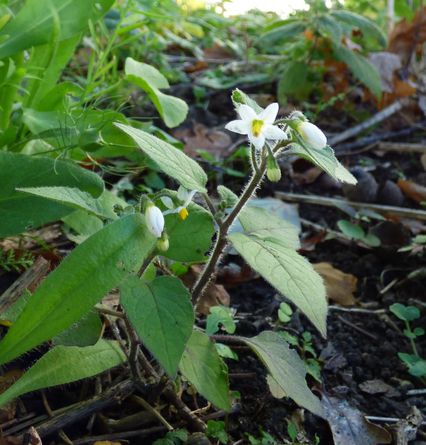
[0,249,34,273]
[0,90,357,429]
[390,303,426,379]
[337,219,380,247]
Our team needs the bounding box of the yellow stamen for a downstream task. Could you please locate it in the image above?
[251,119,264,137]
[178,207,189,220]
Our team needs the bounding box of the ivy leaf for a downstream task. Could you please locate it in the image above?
[179,330,231,411]
[0,340,125,407]
[0,214,156,365]
[125,58,188,128]
[243,331,324,417]
[115,123,207,193]
[228,233,327,337]
[121,276,194,377]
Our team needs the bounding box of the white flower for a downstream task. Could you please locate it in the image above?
[225,103,287,151]
[161,186,197,221]
[297,121,327,150]
[145,204,165,238]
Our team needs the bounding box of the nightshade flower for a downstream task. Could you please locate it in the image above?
[225,103,287,151]
[296,121,327,150]
[145,203,165,238]
[162,186,197,221]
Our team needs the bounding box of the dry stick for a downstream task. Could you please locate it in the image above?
[0,256,49,313]
[275,191,426,221]
[15,379,136,440]
[336,315,379,341]
[376,141,426,153]
[328,98,411,146]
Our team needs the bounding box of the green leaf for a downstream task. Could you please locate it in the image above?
[409,360,426,377]
[242,331,324,417]
[164,202,214,262]
[238,206,300,249]
[287,142,357,185]
[0,214,156,365]
[62,210,104,244]
[53,311,103,347]
[337,220,365,240]
[278,61,308,103]
[0,340,125,407]
[332,43,382,97]
[0,152,104,237]
[315,14,343,40]
[260,20,306,45]
[114,123,207,193]
[17,187,115,220]
[228,233,327,336]
[206,306,236,336]
[217,185,238,207]
[121,275,194,377]
[179,330,231,411]
[331,10,387,47]
[0,0,113,59]
[278,302,293,323]
[125,58,188,128]
[390,303,420,322]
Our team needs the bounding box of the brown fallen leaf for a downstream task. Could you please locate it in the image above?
[173,123,231,158]
[322,395,392,445]
[181,265,230,315]
[313,263,357,306]
[359,379,398,397]
[23,427,42,445]
[397,179,426,202]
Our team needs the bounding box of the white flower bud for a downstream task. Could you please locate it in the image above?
[145,204,164,238]
[297,121,327,150]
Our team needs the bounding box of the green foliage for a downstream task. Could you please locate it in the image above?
[229,232,327,336]
[337,220,381,247]
[115,123,208,193]
[206,420,229,444]
[179,330,231,411]
[125,58,188,128]
[0,249,34,273]
[0,0,113,59]
[0,340,125,407]
[0,215,156,365]
[390,303,421,322]
[243,331,324,418]
[53,311,103,347]
[0,152,104,237]
[121,275,194,377]
[206,306,236,336]
[278,302,293,323]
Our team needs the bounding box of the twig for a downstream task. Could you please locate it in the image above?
[0,256,49,313]
[376,141,426,153]
[406,388,426,396]
[131,395,173,431]
[275,191,426,221]
[328,98,410,146]
[328,306,386,314]
[17,379,135,439]
[336,315,379,341]
[41,391,74,445]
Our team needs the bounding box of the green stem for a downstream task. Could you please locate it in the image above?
[406,321,419,356]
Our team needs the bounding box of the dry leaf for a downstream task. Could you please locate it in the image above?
[369,52,402,93]
[359,379,398,396]
[182,265,230,315]
[313,263,357,306]
[23,427,42,445]
[173,123,231,158]
[322,396,392,445]
[397,179,426,202]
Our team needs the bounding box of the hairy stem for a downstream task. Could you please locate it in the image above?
[192,151,268,305]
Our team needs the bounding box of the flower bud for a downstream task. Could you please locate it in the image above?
[297,121,327,150]
[266,154,281,182]
[145,203,164,238]
[156,233,169,251]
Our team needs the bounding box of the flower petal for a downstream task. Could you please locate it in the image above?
[225,119,249,135]
[237,104,257,121]
[259,102,279,124]
[249,133,265,151]
[263,124,287,141]
[298,122,327,149]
